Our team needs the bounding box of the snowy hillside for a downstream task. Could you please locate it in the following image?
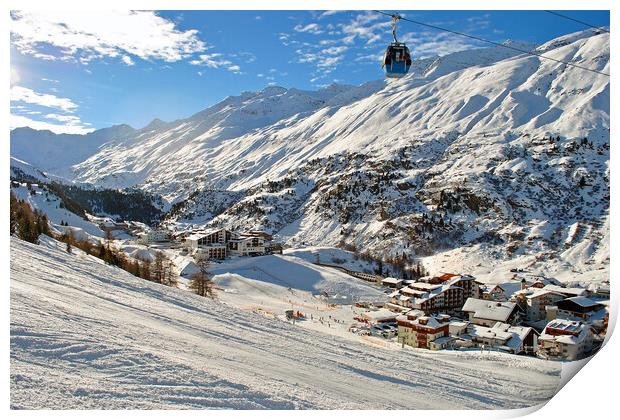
[11,182,105,237]
[10,237,562,409]
[10,29,610,279]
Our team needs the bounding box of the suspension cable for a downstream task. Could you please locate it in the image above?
[372,10,610,77]
[544,10,610,34]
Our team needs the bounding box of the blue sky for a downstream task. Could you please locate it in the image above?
[10,10,610,134]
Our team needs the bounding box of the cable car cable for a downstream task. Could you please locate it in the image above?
[544,10,609,34]
[372,10,610,77]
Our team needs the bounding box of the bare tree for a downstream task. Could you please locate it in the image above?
[189,255,215,298]
[162,256,178,288]
[152,251,165,283]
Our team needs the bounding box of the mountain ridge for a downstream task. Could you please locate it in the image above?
[10,29,610,278]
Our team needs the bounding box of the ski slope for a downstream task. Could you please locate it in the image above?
[10,237,562,409]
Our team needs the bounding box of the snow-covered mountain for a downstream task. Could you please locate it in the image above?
[10,29,610,277]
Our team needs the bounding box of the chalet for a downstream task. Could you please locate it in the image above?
[557,296,605,321]
[465,323,538,355]
[517,275,563,290]
[541,284,587,298]
[139,229,170,244]
[461,298,520,326]
[449,320,470,337]
[587,281,610,299]
[478,284,506,301]
[265,243,284,254]
[245,230,274,241]
[538,319,593,361]
[511,288,566,322]
[396,311,451,350]
[390,282,465,315]
[228,235,265,256]
[361,308,398,325]
[381,277,404,289]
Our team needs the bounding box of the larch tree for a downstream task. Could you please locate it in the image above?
[189,255,215,298]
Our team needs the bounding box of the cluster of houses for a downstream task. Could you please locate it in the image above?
[136,227,282,260]
[361,272,609,361]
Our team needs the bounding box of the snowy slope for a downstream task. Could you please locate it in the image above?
[11,183,104,237]
[10,237,563,409]
[209,253,386,302]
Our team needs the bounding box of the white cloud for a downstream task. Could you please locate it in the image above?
[10,114,94,135]
[322,46,348,55]
[10,85,94,134]
[10,10,206,64]
[339,12,390,45]
[44,113,83,124]
[121,55,135,66]
[294,23,323,35]
[355,52,383,63]
[41,77,60,83]
[319,10,346,19]
[10,86,78,113]
[228,65,241,73]
[401,31,482,57]
[255,16,262,20]
[317,56,343,68]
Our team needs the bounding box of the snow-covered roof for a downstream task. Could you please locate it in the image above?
[362,309,398,322]
[462,298,517,322]
[408,282,442,291]
[542,284,587,297]
[382,277,403,285]
[387,290,400,298]
[479,284,505,293]
[561,296,600,308]
[469,324,513,342]
[405,315,447,329]
[399,286,427,296]
[540,319,590,345]
[513,287,565,300]
[186,228,222,241]
[431,336,454,346]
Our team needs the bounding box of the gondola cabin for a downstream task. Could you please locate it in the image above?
[383,42,412,78]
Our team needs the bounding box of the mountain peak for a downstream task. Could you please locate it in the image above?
[142,118,167,131]
[259,85,288,96]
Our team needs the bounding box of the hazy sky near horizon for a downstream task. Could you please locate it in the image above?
[10,10,610,134]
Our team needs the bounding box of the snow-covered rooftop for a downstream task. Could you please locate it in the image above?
[462,298,517,322]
